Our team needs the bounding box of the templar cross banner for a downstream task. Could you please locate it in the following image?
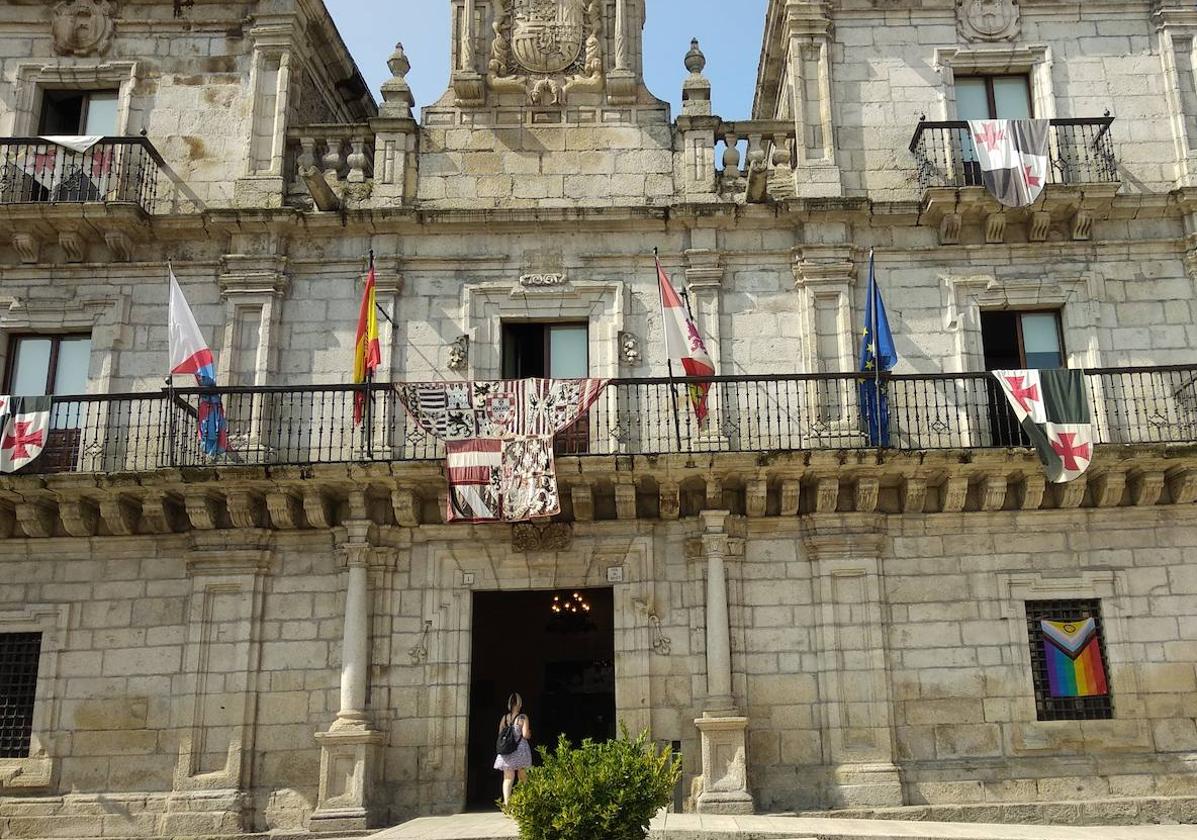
[397,378,608,523]
[0,396,52,473]
[967,119,1050,208]
[992,369,1093,483]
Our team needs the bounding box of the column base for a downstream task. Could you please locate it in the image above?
[310,723,384,831]
[826,761,904,808]
[694,714,755,815]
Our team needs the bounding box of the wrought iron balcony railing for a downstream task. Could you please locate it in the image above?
[908,117,1118,193]
[0,137,164,213]
[13,366,1197,476]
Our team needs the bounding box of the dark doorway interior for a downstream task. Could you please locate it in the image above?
[465,587,616,810]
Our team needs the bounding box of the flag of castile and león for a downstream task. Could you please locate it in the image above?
[657,256,715,428]
[992,369,1093,483]
[968,119,1050,208]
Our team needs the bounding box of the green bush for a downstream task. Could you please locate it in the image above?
[506,726,681,840]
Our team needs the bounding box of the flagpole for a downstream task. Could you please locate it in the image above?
[166,258,178,468]
[364,249,376,460]
[871,249,883,450]
[656,248,684,451]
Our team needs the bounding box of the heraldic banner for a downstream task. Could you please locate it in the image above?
[0,396,52,473]
[967,118,1050,208]
[992,369,1094,483]
[397,378,608,523]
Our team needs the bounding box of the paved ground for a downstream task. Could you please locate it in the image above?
[370,812,1193,840]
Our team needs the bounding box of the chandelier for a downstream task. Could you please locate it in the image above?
[547,591,595,633]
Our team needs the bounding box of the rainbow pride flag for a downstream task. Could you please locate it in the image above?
[1042,618,1108,698]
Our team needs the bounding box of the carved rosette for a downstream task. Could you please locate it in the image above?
[51,0,115,56]
[957,0,1020,42]
[488,0,604,105]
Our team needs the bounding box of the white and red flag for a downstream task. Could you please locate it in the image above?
[0,396,51,473]
[168,268,228,457]
[993,369,1093,483]
[968,119,1050,208]
[657,256,715,428]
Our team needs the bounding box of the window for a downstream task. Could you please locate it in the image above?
[957,75,1032,186]
[5,334,92,396]
[1025,600,1113,721]
[5,335,91,472]
[502,323,590,453]
[981,311,1064,370]
[0,632,42,758]
[956,75,1033,121]
[981,311,1063,445]
[501,323,589,380]
[38,90,119,135]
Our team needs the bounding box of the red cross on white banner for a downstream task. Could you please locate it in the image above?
[1050,430,1092,473]
[1002,374,1041,415]
[3,421,45,461]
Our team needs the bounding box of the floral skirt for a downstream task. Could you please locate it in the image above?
[494,739,532,771]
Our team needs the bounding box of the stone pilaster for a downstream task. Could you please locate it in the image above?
[694,510,754,814]
[804,514,903,807]
[372,43,418,207]
[311,521,384,831]
[784,1,842,197]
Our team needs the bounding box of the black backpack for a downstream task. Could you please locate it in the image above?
[496,715,520,755]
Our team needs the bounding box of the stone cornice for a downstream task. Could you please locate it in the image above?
[0,449,1190,541]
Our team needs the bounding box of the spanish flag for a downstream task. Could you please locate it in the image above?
[353,260,381,425]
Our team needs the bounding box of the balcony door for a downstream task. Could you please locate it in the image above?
[981,310,1064,446]
[4,334,92,472]
[38,90,120,136]
[502,323,590,453]
[957,75,1032,185]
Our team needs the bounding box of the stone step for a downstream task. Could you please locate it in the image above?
[369,811,1195,840]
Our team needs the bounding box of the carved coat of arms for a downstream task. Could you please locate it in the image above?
[511,0,586,74]
[957,0,1020,42]
[51,0,115,56]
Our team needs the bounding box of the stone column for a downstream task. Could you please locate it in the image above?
[804,514,903,807]
[694,510,754,814]
[311,521,383,830]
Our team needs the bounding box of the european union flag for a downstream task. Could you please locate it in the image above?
[858,251,898,446]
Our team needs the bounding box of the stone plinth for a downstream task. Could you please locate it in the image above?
[694,714,755,815]
[310,724,384,831]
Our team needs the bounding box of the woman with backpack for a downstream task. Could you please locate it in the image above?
[493,691,532,806]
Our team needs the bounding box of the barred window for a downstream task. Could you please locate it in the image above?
[1025,600,1113,721]
[0,632,42,758]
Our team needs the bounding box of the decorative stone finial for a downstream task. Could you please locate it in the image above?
[681,38,712,117]
[380,42,415,119]
[684,38,706,75]
[388,42,411,79]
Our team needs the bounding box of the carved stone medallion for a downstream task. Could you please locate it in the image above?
[511,0,586,74]
[957,0,1020,42]
[51,0,115,56]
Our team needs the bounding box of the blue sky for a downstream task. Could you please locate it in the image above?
[325,0,769,119]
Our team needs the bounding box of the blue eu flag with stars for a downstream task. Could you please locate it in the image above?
[858,251,898,446]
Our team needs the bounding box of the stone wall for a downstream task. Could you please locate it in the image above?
[2,506,1195,833]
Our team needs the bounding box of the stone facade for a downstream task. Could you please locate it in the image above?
[1,0,1196,836]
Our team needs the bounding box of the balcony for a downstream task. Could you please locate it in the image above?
[0,136,164,214]
[17,366,1197,476]
[908,117,1119,244]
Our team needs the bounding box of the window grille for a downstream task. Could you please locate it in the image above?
[1025,599,1113,721]
[0,632,42,758]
